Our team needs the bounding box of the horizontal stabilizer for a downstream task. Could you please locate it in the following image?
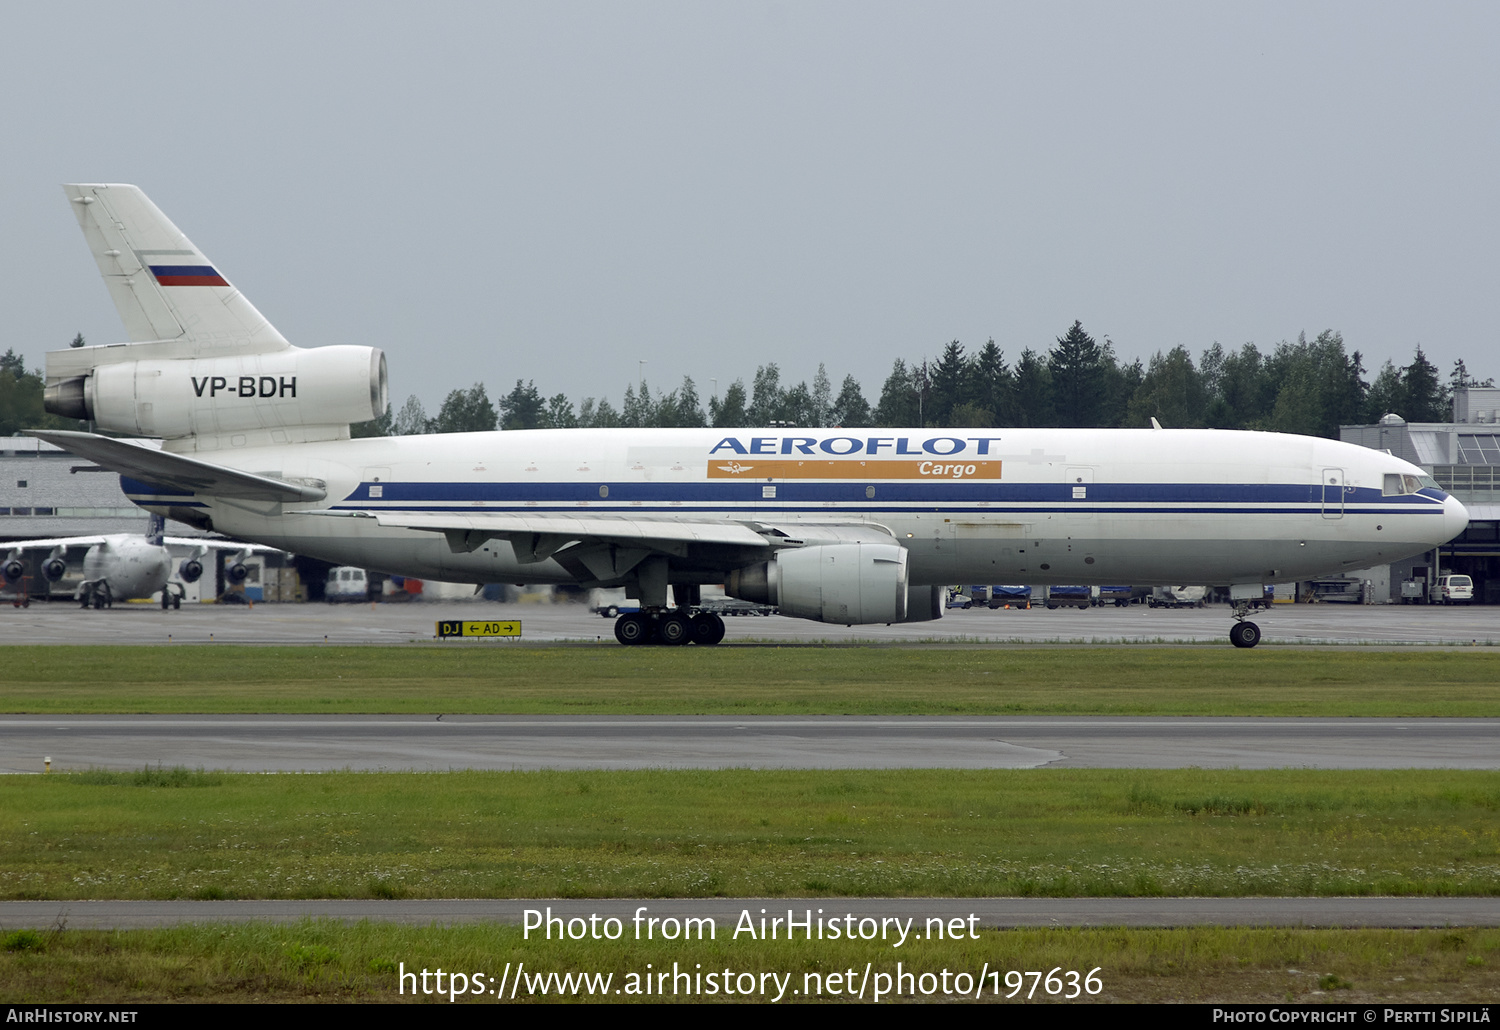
[28,430,325,502]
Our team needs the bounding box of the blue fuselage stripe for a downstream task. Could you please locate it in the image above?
[337,480,1446,506]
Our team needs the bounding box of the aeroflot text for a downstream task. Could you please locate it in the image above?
[710,436,1003,456]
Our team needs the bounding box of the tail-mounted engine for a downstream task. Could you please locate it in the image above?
[45,345,387,439]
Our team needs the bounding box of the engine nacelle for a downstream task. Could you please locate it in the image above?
[726,542,910,625]
[45,345,387,438]
[42,558,68,582]
[178,558,204,584]
[1,559,24,584]
[903,584,944,623]
[225,563,249,585]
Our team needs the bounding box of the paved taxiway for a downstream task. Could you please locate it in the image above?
[4,715,1498,773]
[4,600,1497,773]
[3,597,1498,645]
[2,897,1497,930]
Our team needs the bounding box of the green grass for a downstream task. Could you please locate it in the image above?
[3,645,1500,715]
[4,769,1499,900]
[1,922,1497,1002]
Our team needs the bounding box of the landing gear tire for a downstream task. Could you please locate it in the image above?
[161,591,171,610]
[1229,621,1261,649]
[690,612,726,646]
[614,612,653,646]
[657,612,692,646]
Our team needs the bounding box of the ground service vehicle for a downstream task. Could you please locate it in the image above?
[989,586,1033,609]
[1437,574,1474,604]
[1149,585,1208,609]
[1045,585,1092,610]
[324,566,370,602]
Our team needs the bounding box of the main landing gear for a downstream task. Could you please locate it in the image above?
[1228,601,1261,649]
[613,609,727,646]
[79,581,113,610]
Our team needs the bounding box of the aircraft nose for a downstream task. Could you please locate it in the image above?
[1442,493,1470,543]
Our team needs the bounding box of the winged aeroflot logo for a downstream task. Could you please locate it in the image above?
[717,462,755,475]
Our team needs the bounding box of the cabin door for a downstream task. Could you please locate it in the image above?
[1321,468,1345,519]
[1066,467,1094,520]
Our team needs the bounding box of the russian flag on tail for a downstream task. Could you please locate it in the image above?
[148,264,229,287]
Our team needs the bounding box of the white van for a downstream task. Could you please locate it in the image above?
[1436,574,1474,605]
[325,566,369,602]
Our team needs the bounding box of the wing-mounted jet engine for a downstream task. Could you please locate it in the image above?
[1,547,68,587]
[725,542,912,625]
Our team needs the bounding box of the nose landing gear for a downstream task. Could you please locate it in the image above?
[1229,600,1261,648]
[1229,618,1261,648]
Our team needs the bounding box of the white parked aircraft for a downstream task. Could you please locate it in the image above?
[32,184,1469,646]
[2,513,267,608]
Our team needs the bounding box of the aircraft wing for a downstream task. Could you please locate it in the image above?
[163,537,283,554]
[307,509,776,561]
[1,535,110,553]
[303,510,899,577]
[27,431,327,502]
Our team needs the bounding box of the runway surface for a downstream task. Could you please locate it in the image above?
[3,597,1498,646]
[2,897,1497,930]
[5,602,1495,932]
[4,715,1498,773]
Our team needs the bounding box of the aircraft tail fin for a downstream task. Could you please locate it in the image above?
[44,186,385,446]
[60,184,288,358]
[145,513,165,547]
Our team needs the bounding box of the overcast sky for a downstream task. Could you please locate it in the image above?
[4,1,1497,413]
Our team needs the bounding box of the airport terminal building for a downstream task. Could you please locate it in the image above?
[1342,386,1500,604]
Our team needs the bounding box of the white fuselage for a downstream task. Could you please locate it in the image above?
[127,426,1468,589]
[79,536,172,600]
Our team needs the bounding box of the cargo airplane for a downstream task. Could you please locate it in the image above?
[3,513,269,608]
[31,184,1468,646]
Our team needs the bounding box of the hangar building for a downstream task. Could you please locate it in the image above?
[1342,386,1500,604]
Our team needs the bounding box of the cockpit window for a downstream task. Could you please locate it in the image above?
[1383,473,1431,496]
